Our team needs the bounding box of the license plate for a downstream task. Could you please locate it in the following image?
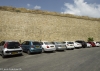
[36,46,40,48]
[51,46,54,47]
[12,52,17,54]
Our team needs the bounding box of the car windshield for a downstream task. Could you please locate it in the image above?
[44,42,53,45]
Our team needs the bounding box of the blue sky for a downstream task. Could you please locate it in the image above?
[0,0,100,18]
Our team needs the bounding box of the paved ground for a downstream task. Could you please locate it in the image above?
[0,47,100,71]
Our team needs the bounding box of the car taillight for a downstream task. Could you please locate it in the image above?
[4,43,8,48]
[47,46,49,48]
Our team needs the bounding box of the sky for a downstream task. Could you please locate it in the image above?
[0,0,100,18]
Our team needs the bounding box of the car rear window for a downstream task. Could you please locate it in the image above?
[32,42,41,45]
[67,42,74,44]
[44,42,53,45]
[56,42,65,44]
[62,42,66,44]
[7,42,20,49]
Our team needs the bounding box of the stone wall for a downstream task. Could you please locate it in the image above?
[0,11,100,42]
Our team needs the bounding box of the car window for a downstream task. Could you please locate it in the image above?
[51,42,55,44]
[44,42,53,45]
[21,41,26,45]
[67,42,74,44]
[32,42,41,45]
[7,42,20,49]
[62,42,66,44]
[56,42,64,44]
[76,41,82,43]
[22,41,30,45]
[25,41,30,45]
[40,42,43,45]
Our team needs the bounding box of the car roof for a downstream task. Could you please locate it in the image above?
[24,41,39,42]
[1,40,18,42]
[41,41,49,42]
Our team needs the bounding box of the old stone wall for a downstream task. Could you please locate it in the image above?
[0,11,100,42]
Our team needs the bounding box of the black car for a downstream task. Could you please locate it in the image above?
[75,40,87,48]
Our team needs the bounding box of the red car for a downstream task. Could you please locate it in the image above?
[87,42,96,47]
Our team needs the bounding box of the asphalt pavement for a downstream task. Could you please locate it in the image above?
[0,47,100,71]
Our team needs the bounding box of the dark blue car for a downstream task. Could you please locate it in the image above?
[21,41,42,54]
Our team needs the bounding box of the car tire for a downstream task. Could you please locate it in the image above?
[2,52,6,58]
[27,50,31,55]
[19,53,23,56]
[71,48,74,50]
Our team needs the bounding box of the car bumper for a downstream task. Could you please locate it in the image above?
[44,48,56,51]
[56,47,66,50]
[66,46,75,49]
[74,46,82,48]
[3,51,22,55]
[30,49,42,53]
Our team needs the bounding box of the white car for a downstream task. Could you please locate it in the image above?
[93,41,100,47]
[63,41,75,50]
[0,41,23,58]
[87,43,92,48]
[40,41,56,52]
[73,42,82,48]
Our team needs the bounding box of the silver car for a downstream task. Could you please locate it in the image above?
[52,42,66,51]
[0,41,23,58]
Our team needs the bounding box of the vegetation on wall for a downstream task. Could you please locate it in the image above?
[0,6,100,21]
[87,37,94,42]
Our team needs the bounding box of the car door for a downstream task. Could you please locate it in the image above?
[25,41,30,51]
[21,41,27,52]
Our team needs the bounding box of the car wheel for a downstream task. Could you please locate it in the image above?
[71,48,74,50]
[19,53,23,56]
[27,50,31,55]
[2,52,6,58]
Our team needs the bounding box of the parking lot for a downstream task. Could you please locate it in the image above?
[0,47,100,71]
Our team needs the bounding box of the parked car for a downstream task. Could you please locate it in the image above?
[21,41,42,54]
[51,42,66,51]
[40,41,56,52]
[87,41,96,47]
[62,41,74,50]
[0,41,23,58]
[86,42,92,48]
[75,40,87,48]
[73,42,82,48]
[93,41,100,47]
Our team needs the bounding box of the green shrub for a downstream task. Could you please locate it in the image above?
[88,37,94,42]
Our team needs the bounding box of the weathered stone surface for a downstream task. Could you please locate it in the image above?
[0,11,100,42]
